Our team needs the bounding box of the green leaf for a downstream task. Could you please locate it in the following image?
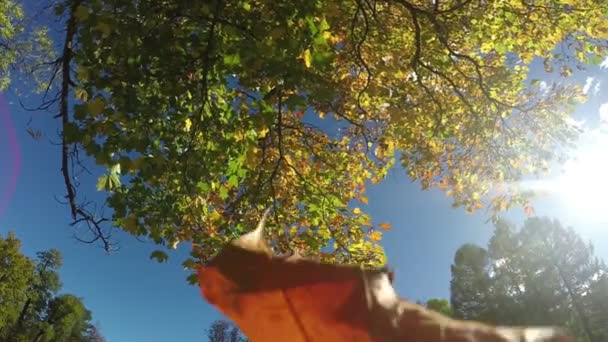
[96,175,109,191]
[74,5,89,22]
[223,53,241,66]
[150,250,168,263]
[219,186,229,200]
[110,163,121,175]
[186,273,199,285]
[196,182,210,193]
[319,17,330,32]
[227,175,239,187]
[63,123,79,143]
[108,173,121,189]
[95,21,112,38]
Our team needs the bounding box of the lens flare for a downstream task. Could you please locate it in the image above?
[554,128,608,222]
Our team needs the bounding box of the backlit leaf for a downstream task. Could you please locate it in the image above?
[303,48,312,68]
[198,215,574,341]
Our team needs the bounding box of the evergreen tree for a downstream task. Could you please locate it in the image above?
[450,217,608,341]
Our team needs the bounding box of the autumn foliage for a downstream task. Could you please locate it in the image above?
[2,0,608,280]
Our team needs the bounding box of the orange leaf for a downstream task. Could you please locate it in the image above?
[378,222,392,231]
[524,204,536,217]
[198,211,573,342]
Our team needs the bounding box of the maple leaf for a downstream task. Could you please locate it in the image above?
[198,211,572,342]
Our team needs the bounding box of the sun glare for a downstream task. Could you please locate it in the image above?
[554,128,608,221]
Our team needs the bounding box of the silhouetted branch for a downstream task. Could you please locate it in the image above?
[55,0,114,252]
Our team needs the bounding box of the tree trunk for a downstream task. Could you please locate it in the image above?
[14,297,31,330]
[33,329,45,342]
[555,263,596,342]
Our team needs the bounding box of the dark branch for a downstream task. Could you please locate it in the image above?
[57,0,114,252]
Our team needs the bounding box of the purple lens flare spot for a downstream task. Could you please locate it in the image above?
[0,94,21,218]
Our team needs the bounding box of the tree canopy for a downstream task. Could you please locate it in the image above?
[205,319,248,342]
[450,217,608,342]
[0,232,104,342]
[424,298,454,318]
[1,0,608,276]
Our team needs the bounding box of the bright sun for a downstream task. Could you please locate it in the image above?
[554,127,608,221]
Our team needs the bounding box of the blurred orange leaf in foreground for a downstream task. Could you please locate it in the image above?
[199,210,571,342]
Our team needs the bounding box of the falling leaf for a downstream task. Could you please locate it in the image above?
[198,213,574,342]
[524,204,536,217]
[378,222,392,231]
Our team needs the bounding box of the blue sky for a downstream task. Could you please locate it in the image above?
[2,42,608,342]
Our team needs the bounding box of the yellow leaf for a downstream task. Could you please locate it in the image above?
[234,130,245,142]
[303,49,312,68]
[378,222,392,231]
[353,207,362,215]
[369,231,382,242]
[185,118,192,132]
[87,97,105,116]
[74,88,88,102]
[258,127,269,138]
[76,66,89,82]
[124,215,138,232]
[358,196,368,204]
[210,210,221,221]
[74,5,89,22]
[245,146,260,168]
